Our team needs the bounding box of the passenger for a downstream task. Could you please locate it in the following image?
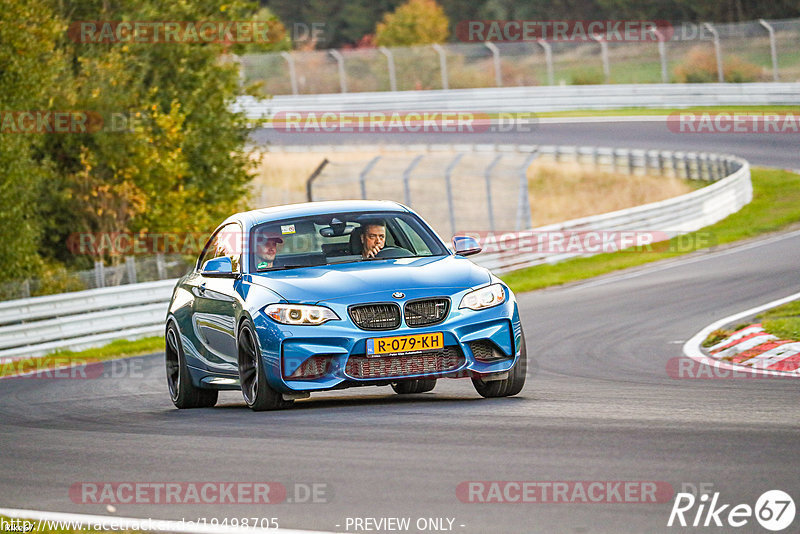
[254,233,284,269]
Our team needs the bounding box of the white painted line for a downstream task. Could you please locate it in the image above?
[0,507,337,534]
[682,292,800,378]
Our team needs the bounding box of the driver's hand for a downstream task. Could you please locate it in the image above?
[365,244,382,258]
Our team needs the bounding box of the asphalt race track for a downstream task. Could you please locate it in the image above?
[252,119,800,170]
[1,122,799,533]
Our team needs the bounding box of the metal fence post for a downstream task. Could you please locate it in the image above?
[329,49,348,93]
[516,151,537,230]
[484,154,503,231]
[590,34,611,83]
[359,156,382,199]
[758,19,780,82]
[537,39,554,85]
[485,42,502,87]
[432,44,449,90]
[402,155,424,206]
[21,279,30,299]
[653,28,669,83]
[156,254,166,280]
[306,158,330,202]
[379,46,398,91]
[94,260,105,288]
[444,153,463,235]
[703,23,724,83]
[280,51,298,95]
[125,256,137,284]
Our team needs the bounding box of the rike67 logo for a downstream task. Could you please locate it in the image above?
[668,488,795,531]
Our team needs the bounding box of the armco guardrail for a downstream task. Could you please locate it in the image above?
[0,280,176,359]
[473,146,751,273]
[0,145,751,359]
[234,83,800,118]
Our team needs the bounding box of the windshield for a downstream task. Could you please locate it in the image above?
[249,211,448,272]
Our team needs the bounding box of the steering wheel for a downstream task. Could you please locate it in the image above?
[375,246,414,259]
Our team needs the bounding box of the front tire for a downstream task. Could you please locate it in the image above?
[472,331,527,398]
[391,378,437,394]
[165,322,218,409]
[238,320,293,411]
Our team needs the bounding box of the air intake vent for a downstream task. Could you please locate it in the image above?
[348,303,401,330]
[469,340,507,362]
[345,346,465,379]
[404,298,450,327]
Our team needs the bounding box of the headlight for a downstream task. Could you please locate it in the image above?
[264,304,340,325]
[459,283,506,311]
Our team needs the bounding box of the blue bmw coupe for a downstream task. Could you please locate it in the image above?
[165,200,526,410]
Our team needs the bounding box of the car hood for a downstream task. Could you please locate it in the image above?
[248,255,491,304]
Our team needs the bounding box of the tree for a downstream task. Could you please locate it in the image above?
[375,0,449,47]
[38,0,270,266]
[0,0,63,280]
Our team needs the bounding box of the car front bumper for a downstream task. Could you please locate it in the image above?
[251,294,523,393]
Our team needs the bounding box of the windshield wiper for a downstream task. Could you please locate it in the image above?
[257,263,322,272]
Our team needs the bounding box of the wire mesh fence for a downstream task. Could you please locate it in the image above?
[0,255,192,302]
[241,18,800,95]
[305,149,535,238]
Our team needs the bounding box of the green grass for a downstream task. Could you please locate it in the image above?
[501,167,800,293]
[0,336,162,378]
[758,300,800,340]
[532,105,800,118]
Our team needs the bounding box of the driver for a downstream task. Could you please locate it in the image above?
[254,232,284,269]
[360,222,386,259]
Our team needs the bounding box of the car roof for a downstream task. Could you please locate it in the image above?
[222,200,411,229]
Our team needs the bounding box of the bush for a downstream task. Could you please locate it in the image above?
[571,70,605,85]
[674,46,764,83]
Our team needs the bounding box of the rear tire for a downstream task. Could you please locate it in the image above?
[391,378,437,394]
[166,322,218,409]
[472,331,527,398]
[238,320,293,411]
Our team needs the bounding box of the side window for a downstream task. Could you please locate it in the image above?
[197,224,242,272]
[395,218,432,255]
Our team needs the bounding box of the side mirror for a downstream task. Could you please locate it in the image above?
[452,235,482,256]
[201,256,237,277]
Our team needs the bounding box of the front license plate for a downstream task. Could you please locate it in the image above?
[366,332,444,357]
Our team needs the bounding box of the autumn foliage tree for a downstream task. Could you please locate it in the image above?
[375,0,449,47]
